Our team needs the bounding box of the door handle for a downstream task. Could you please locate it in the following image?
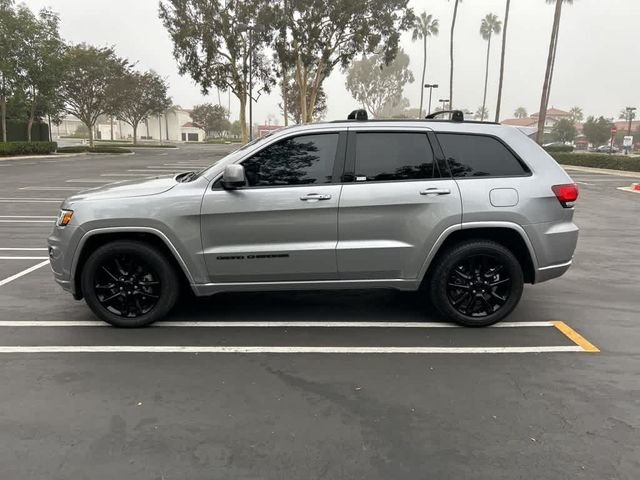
[420,188,451,196]
[300,193,332,201]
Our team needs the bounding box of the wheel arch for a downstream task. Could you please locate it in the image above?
[421,222,539,285]
[71,227,195,300]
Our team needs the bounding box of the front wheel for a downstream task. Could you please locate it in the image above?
[429,240,524,327]
[81,240,179,327]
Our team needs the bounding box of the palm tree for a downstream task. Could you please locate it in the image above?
[448,0,462,109]
[514,107,528,118]
[536,0,575,144]
[569,106,583,123]
[479,13,502,122]
[494,0,511,122]
[412,12,439,118]
[475,106,489,120]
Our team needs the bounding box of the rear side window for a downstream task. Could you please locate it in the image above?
[437,133,529,178]
[242,133,338,186]
[354,133,439,181]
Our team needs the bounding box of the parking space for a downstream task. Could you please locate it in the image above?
[0,146,638,478]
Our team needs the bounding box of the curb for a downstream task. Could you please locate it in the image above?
[561,164,640,178]
[617,184,640,194]
[0,153,84,161]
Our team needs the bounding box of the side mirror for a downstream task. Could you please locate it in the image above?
[221,164,246,190]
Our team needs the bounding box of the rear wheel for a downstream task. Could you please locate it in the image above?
[429,240,524,327]
[81,240,179,327]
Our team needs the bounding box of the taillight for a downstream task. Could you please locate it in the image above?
[552,184,578,207]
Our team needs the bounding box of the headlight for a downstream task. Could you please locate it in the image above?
[56,209,74,227]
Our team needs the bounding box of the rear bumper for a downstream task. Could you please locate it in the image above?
[535,259,572,283]
[524,220,579,284]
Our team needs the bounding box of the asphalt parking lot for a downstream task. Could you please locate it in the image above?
[0,144,638,479]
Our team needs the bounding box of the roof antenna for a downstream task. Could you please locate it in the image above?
[347,109,368,120]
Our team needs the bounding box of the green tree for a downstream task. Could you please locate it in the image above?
[569,106,583,123]
[411,12,438,118]
[551,118,577,142]
[494,0,510,122]
[514,107,528,118]
[60,44,128,147]
[479,13,502,122]
[582,116,612,147]
[0,0,20,141]
[278,78,327,124]
[159,0,275,143]
[109,70,170,145]
[191,103,231,136]
[17,6,65,141]
[536,0,575,144]
[230,120,242,138]
[273,0,414,124]
[345,50,414,119]
[448,0,463,109]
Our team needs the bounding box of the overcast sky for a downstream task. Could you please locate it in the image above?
[20,0,639,123]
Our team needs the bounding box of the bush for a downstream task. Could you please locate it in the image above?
[550,152,640,172]
[0,141,58,156]
[56,145,132,154]
[544,144,574,153]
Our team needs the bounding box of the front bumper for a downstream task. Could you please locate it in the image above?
[47,224,83,297]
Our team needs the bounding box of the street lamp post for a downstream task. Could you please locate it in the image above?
[626,107,636,136]
[424,84,439,116]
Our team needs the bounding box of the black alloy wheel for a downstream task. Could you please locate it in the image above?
[446,254,511,318]
[94,253,161,318]
[429,240,524,327]
[81,241,179,327]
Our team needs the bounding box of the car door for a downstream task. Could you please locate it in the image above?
[200,131,346,283]
[337,127,462,280]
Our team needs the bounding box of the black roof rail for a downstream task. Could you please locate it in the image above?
[426,110,464,122]
[347,109,368,120]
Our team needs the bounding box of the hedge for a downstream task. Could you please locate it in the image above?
[550,152,640,172]
[95,142,177,148]
[0,141,57,156]
[543,144,574,153]
[56,145,132,154]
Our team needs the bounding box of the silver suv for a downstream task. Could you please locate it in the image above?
[48,111,579,327]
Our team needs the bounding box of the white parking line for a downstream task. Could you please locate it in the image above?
[101,173,151,177]
[0,220,55,223]
[0,256,48,260]
[0,260,49,287]
[0,320,554,328]
[65,179,110,183]
[0,216,56,219]
[19,187,84,191]
[0,197,63,203]
[0,345,584,354]
[0,248,47,251]
[126,169,178,173]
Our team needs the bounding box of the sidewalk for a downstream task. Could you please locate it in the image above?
[0,153,83,161]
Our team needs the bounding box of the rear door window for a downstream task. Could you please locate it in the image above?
[437,133,529,177]
[354,132,439,182]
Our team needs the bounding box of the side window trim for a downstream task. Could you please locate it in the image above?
[345,130,446,184]
[436,131,532,179]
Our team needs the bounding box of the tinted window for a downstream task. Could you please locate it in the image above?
[437,133,529,177]
[242,134,338,187]
[355,133,438,181]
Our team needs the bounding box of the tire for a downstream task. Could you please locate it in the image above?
[429,240,524,327]
[81,240,179,327]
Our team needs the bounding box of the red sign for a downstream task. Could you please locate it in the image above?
[611,126,617,134]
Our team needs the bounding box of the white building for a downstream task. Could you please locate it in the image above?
[52,106,207,143]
